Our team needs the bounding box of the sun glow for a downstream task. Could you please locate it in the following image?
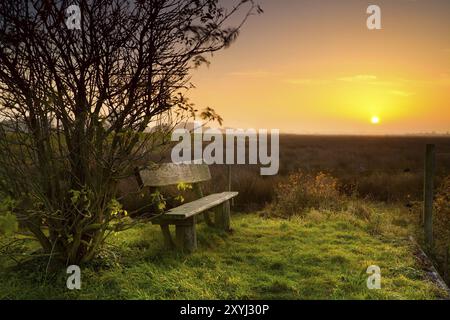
[371,116,380,124]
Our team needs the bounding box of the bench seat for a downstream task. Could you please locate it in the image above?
[160,192,238,220]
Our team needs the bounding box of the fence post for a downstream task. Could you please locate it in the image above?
[228,165,234,206]
[423,144,435,248]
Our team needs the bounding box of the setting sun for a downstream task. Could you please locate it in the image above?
[371,116,380,124]
[189,0,450,134]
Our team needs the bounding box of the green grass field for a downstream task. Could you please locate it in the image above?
[0,206,446,300]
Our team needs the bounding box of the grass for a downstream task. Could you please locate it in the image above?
[0,206,446,300]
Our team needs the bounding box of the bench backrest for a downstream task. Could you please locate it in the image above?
[136,163,211,187]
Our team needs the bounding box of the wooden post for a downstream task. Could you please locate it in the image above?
[445,245,449,282]
[222,200,231,231]
[228,165,234,206]
[215,201,231,232]
[175,217,197,252]
[423,144,435,248]
[160,224,174,249]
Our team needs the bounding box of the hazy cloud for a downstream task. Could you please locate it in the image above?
[389,90,415,97]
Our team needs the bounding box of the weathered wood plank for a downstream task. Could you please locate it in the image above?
[175,217,197,252]
[160,192,238,220]
[160,224,174,249]
[139,163,211,187]
[215,200,231,231]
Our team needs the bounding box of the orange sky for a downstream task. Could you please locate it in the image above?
[189,0,450,134]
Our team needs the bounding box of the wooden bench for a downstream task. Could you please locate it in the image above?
[134,163,238,252]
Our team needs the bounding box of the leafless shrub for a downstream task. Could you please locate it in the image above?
[0,0,259,264]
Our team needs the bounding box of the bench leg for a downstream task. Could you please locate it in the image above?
[203,212,214,227]
[175,217,197,252]
[215,200,231,232]
[160,224,174,249]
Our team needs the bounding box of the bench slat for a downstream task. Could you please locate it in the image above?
[161,192,238,220]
